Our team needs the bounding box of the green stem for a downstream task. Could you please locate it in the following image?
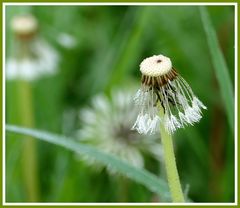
[159,107,184,202]
[18,80,39,202]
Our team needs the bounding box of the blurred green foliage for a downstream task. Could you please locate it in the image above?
[6,5,234,202]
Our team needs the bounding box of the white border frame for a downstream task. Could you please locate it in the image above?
[2,2,238,206]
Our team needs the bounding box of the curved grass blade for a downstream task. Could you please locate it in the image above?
[6,124,170,201]
[199,6,234,133]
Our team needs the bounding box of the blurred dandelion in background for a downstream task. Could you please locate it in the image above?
[6,14,59,81]
[77,89,163,172]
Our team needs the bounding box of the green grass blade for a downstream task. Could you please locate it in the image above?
[199,6,234,132]
[6,124,170,201]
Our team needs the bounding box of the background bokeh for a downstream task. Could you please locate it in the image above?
[5,5,235,203]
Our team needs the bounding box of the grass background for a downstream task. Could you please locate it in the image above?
[5,5,235,203]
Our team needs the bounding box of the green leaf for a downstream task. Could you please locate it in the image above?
[6,124,170,201]
[199,6,234,133]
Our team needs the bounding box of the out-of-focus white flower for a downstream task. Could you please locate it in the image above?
[77,90,163,171]
[132,54,207,135]
[6,15,59,81]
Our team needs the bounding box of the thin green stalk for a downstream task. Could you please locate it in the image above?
[159,107,184,203]
[18,80,39,202]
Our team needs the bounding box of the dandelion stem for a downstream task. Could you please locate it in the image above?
[18,80,39,202]
[159,106,184,202]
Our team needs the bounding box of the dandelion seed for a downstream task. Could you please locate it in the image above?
[132,54,207,135]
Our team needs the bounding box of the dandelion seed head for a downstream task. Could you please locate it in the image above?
[6,15,59,81]
[77,90,163,173]
[140,54,172,77]
[132,54,207,135]
[6,40,59,81]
